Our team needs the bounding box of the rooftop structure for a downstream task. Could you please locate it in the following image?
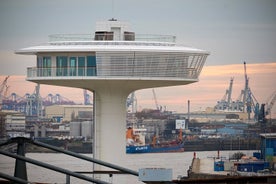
[16,20,209,171]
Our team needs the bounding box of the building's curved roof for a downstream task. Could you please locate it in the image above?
[16,41,209,55]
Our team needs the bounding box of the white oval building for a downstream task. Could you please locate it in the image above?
[16,19,209,170]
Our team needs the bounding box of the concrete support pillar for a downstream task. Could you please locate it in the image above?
[92,86,130,170]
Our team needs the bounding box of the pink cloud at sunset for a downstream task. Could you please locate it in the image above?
[1,62,276,118]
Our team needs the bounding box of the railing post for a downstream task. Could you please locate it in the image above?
[66,174,70,184]
[14,138,28,182]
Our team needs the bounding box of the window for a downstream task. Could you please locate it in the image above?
[37,56,51,76]
[69,57,77,76]
[56,56,68,76]
[87,56,96,76]
[37,57,43,68]
[37,57,43,76]
[78,57,85,76]
[43,57,51,76]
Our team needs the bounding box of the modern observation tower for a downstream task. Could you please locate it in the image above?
[16,19,209,169]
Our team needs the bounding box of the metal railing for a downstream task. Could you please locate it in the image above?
[27,66,198,79]
[49,33,176,43]
[0,137,139,184]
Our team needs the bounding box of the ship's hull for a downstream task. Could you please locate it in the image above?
[126,143,184,154]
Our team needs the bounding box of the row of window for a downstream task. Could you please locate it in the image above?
[34,53,207,79]
[37,56,97,76]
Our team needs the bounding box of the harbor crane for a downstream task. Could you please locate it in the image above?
[265,91,276,117]
[152,88,160,111]
[215,62,260,120]
[0,76,9,110]
[220,77,234,110]
[126,92,137,113]
[83,89,93,105]
[241,62,259,120]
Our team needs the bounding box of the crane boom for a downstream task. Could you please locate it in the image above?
[266,91,276,116]
[152,89,159,110]
[243,61,249,108]
[0,76,10,109]
[227,77,234,105]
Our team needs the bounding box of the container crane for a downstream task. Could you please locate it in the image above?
[243,61,250,112]
[126,92,137,113]
[0,76,9,110]
[242,62,259,120]
[220,77,234,110]
[25,84,43,117]
[227,77,234,107]
[83,89,92,105]
[152,88,160,111]
[265,91,276,117]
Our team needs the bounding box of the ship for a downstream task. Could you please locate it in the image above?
[126,127,184,154]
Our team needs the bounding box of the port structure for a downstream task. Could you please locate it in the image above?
[16,20,209,170]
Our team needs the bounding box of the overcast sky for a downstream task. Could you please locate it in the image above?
[0,0,275,117]
[0,0,276,75]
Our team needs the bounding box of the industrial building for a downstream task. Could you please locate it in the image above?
[70,121,92,139]
[0,111,28,138]
[260,133,276,168]
[45,105,93,122]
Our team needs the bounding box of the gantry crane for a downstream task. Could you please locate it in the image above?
[241,62,259,120]
[152,89,160,111]
[220,77,234,110]
[83,89,93,105]
[126,92,137,113]
[266,91,276,117]
[0,76,9,110]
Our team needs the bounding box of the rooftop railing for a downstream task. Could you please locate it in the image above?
[49,33,176,43]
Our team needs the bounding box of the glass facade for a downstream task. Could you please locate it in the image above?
[78,56,85,76]
[37,56,51,76]
[69,57,77,76]
[31,52,207,80]
[87,56,96,76]
[56,56,68,76]
[35,55,98,77]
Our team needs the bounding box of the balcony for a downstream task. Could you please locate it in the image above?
[27,66,199,81]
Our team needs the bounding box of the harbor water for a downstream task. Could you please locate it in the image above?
[0,150,257,184]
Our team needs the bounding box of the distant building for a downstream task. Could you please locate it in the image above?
[0,112,7,138]
[70,121,92,139]
[217,127,243,135]
[45,105,93,122]
[0,111,28,138]
[32,124,70,138]
[260,133,276,164]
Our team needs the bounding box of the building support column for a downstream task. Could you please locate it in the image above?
[91,86,131,171]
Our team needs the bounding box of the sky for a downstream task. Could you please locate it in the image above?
[0,0,276,117]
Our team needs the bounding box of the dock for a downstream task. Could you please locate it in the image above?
[174,155,276,184]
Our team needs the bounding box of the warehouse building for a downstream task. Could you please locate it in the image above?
[45,105,93,122]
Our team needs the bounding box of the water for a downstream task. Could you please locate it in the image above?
[0,150,256,184]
